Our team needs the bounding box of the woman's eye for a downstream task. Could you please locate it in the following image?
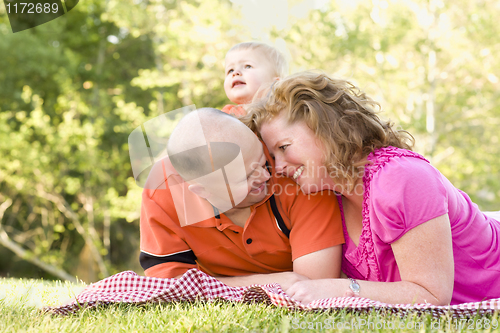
[279,144,289,151]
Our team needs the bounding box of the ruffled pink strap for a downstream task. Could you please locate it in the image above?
[358,147,429,281]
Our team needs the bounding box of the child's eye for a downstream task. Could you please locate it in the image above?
[279,144,289,152]
[245,64,252,69]
[227,69,233,74]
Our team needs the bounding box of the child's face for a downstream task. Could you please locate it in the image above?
[224,49,277,105]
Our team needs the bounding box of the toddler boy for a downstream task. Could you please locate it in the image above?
[222,42,288,116]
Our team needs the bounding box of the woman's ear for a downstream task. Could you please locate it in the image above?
[188,184,210,199]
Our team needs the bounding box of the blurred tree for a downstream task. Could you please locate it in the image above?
[0,0,245,282]
[0,0,155,281]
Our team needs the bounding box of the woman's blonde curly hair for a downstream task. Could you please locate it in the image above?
[242,71,414,192]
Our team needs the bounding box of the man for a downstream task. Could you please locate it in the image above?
[140,108,344,287]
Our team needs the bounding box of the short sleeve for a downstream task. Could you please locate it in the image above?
[369,156,448,244]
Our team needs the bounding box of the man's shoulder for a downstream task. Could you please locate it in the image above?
[271,176,301,196]
[142,157,218,228]
[270,174,338,210]
[142,156,180,198]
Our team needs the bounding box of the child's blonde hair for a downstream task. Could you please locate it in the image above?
[227,42,288,78]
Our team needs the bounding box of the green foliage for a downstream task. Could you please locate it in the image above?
[0,0,243,281]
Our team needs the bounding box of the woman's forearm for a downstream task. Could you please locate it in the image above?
[286,278,451,306]
[347,279,448,305]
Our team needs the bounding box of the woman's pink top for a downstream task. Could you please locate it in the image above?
[339,146,500,304]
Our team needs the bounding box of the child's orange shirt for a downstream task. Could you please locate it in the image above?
[221,104,246,117]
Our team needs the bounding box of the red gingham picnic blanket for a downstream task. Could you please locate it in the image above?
[45,269,500,318]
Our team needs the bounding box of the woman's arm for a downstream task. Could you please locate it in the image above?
[285,214,454,305]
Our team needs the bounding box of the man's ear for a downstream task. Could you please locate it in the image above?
[188,184,210,199]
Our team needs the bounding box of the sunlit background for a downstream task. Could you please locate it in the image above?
[0,0,499,282]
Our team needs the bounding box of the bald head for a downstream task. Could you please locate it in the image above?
[167,108,259,181]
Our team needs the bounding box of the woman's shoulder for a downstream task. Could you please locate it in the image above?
[365,147,449,242]
[368,146,428,166]
[366,146,448,219]
[366,146,438,183]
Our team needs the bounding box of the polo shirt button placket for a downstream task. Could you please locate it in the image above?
[216,221,224,231]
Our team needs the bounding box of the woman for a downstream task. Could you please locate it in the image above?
[243,71,500,305]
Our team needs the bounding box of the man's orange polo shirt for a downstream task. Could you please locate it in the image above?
[140,153,344,278]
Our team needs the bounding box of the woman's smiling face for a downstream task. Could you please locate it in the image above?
[260,113,335,194]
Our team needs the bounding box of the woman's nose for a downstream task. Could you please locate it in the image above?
[274,156,287,176]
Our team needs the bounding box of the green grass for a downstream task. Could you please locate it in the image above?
[1,278,499,332]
